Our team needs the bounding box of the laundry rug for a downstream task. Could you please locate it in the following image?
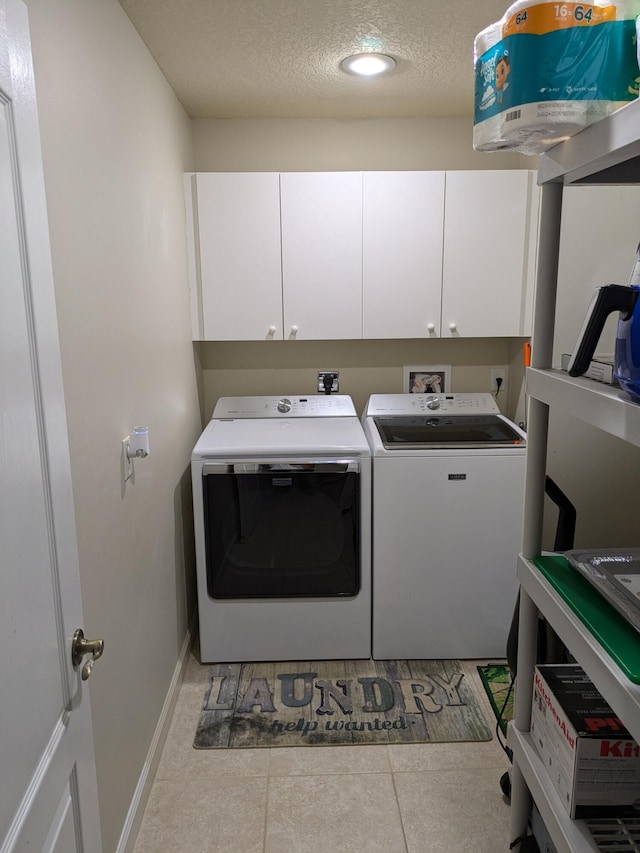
[194,659,493,748]
[477,663,514,736]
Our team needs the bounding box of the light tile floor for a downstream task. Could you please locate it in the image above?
[133,648,513,853]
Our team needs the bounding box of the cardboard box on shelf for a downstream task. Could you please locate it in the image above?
[560,353,617,386]
[531,664,640,819]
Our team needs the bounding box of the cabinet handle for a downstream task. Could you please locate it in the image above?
[449,322,457,332]
[427,323,435,332]
[290,325,299,335]
[268,325,277,336]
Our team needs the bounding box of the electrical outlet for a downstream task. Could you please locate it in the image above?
[317,371,339,393]
[491,367,507,393]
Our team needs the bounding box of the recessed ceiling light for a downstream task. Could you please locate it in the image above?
[340,53,396,77]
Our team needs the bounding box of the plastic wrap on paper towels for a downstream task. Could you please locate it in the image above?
[473,0,640,155]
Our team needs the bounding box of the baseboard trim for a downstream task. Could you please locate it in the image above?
[116,614,196,853]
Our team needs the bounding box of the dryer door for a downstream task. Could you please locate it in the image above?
[202,461,361,598]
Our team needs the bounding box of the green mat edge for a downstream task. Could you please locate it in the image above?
[477,663,513,736]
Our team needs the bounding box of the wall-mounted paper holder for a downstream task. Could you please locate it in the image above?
[123,426,149,482]
[127,426,149,459]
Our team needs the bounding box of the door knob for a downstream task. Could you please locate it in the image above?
[72,628,104,681]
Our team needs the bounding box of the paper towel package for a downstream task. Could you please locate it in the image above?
[474,0,640,155]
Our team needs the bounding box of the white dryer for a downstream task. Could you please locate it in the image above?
[191,395,371,663]
[362,393,526,660]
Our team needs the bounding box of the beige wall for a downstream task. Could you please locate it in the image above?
[543,410,640,550]
[193,116,533,172]
[192,118,534,424]
[541,185,640,550]
[25,1,201,850]
[196,338,527,422]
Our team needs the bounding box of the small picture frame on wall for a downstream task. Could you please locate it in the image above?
[403,365,451,395]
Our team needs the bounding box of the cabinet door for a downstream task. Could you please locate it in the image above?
[280,172,362,340]
[442,171,536,337]
[196,172,283,340]
[363,171,445,339]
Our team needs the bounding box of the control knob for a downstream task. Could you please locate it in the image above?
[277,398,292,413]
[425,396,441,410]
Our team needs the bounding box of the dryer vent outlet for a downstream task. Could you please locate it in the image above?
[318,371,339,393]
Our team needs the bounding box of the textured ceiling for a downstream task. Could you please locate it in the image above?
[117,0,513,119]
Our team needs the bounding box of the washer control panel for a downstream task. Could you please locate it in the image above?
[365,393,500,416]
[212,395,357,418]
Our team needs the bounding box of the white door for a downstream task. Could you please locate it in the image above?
[196,172,283,340]
[442,170,536,337]
[281,171,363,340]
[1,1,102,851]
[363,171,445,339]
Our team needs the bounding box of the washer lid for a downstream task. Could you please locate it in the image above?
[373,414,525,450]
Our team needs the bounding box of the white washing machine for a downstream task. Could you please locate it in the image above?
[362,393,526,660]
[191,395,371,663]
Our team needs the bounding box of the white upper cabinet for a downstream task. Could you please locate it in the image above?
[188,170,538,341]
[363,171,445,339]
[280,172,363,340]
[442,171,538,337]
[195,172,283,340]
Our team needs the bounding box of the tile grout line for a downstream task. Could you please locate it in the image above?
[263,748,273,853]
[388,746,411,853]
